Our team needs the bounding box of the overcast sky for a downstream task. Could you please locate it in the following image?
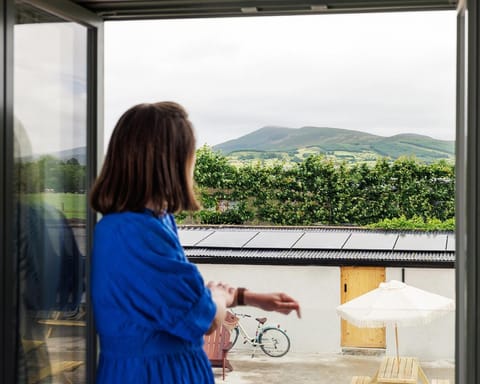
[105,10,457,148]
[15,22,87,156]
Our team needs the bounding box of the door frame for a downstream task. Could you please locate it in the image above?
[0,1,479,383]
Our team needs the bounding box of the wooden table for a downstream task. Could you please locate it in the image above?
[371,356,430,384]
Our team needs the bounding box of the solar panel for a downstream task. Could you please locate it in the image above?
[446,235,455,251]
[394,233,448,251]
[243,231,303,249]
[292,232,349,249]
[343,233,398,250]
[178,229,214,246]
[195,230,259,248]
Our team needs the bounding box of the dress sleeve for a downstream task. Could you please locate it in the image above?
[105,218,216,342]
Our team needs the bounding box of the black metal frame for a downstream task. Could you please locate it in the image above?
[0,1,103,383]
[455,3,468,383]
[73,0,457,20]
[0,1,15,382]
[85,21,103,384]
[464,2,480,383]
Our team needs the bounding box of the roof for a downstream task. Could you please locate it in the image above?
[72,1,457,21]
[179,226,455,267]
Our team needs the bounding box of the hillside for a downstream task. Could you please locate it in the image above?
[213,126,454,164]
[33,147,86,165]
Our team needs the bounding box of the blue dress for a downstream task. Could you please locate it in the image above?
[91,209,216,383]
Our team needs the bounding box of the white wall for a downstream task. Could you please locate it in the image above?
[386,268,455,360]
[197,264,455,359]
[197,264,341,354]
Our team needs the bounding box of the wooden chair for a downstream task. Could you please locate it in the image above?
[203,325,233,380]
[22,310,86,384]
[223,310,239,331]
[28,361,83,384]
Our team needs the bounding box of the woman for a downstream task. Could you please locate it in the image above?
[90,102,300,383]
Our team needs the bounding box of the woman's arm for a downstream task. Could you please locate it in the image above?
[243,290,301,318]
[206,283,301,334]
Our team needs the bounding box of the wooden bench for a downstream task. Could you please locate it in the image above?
[203,325,233,380]
[431,380,450,384]
[351,376,371,384]
[377,356,419,384]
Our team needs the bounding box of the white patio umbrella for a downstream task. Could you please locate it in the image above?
[336,280,455,360]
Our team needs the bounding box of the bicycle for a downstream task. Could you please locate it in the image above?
[224,310,291,358]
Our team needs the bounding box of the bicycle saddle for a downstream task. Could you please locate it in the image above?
[256,317,267,324]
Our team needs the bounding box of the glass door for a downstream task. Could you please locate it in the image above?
[13,2,94,383]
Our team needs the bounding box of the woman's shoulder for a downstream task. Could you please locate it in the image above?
[95,210,178,242]
[95,211,148,233]
[93,212,157,256]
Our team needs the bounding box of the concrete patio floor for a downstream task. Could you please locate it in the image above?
[214,351,455,384]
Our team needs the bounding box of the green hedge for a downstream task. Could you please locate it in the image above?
[192,146,455,228]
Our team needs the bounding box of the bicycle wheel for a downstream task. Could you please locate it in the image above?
[226,327,239,351]
[258,328,290,357]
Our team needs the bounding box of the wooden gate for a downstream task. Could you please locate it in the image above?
[340,266,386,348]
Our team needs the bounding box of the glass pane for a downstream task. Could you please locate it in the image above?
[14,4,87,383]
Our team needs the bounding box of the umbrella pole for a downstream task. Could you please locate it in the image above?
[395,323,400,361]
[393,323,400,376]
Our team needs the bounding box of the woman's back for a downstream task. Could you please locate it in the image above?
[91,210,216,383]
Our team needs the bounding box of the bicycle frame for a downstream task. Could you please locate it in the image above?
[234,317,262,347]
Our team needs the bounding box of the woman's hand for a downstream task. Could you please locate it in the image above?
[206,281,236,334]
[207,281,236,307]
[244,291,301,318]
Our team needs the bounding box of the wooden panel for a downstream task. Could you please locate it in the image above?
[341,266,386,348]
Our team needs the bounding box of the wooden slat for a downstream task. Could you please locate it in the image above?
[38,319,86,327]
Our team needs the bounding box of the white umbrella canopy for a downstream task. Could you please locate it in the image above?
[336,280,455,328]
[336,280,455,359]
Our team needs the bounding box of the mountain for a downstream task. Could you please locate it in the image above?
[213,126,454,164]
[34,146,86,165]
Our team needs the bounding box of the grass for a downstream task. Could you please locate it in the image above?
[22,193,86,220]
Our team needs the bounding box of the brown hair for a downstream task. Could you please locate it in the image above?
[90,102,200,215]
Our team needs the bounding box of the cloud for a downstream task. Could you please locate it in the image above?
[105,11,456,147]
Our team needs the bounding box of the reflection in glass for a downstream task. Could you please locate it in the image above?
[14,4,87,383]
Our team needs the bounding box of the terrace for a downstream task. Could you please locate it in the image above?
[213,351,454,383]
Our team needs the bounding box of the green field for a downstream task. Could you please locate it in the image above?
[226,146,455,167]
[22,193,87,220]
[214,126,455,165]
